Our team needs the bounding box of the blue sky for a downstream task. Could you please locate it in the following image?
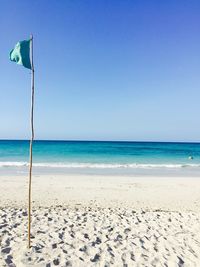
[0,0,200,141]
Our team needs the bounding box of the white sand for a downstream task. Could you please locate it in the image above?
[1,174,200,266]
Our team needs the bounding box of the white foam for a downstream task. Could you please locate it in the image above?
[0,162,28,167]
[0,161,200,169]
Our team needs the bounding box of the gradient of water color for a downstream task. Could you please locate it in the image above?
[0,140,200,171]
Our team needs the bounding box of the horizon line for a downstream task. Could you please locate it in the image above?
[0,139,200,144]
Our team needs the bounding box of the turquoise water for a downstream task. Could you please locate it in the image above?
[0,140,200,171]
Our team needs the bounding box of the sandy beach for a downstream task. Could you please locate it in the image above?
[1,174,200,266]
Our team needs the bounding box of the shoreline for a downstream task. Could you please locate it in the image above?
[1,164,200,179]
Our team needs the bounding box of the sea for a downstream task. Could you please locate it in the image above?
[0,140,200,176]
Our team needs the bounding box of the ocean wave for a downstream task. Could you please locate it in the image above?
[0,161,200,169]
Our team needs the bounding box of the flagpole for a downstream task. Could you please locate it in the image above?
[28,34,34,248]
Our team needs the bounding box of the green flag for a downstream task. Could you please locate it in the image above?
[10,39,31,69]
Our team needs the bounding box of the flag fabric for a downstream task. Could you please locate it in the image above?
[10,39,31,69]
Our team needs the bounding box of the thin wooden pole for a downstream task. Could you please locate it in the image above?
[28,34,34,248]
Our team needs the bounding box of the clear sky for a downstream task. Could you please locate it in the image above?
[0,0,200,141]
